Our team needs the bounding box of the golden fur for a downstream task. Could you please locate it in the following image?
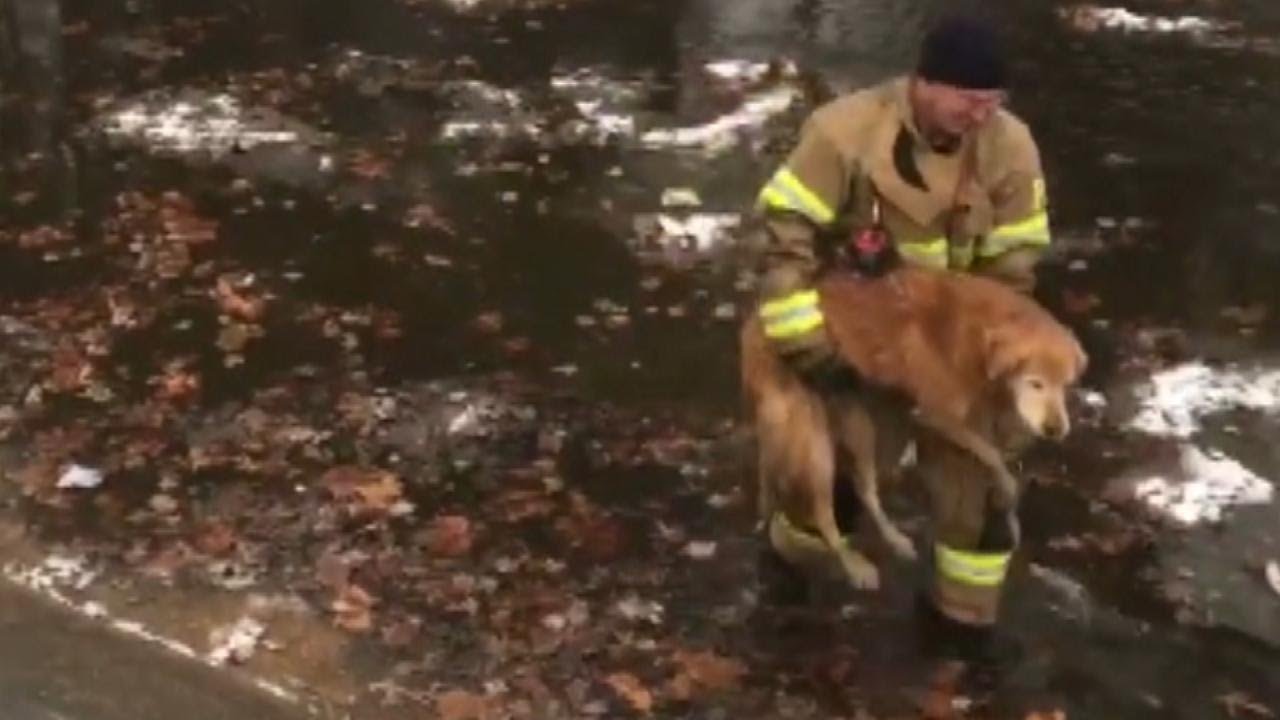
[742,265,1087,590]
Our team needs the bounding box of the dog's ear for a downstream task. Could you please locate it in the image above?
[983,324,1023,380]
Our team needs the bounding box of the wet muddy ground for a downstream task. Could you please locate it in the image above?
[1,0,1278,718]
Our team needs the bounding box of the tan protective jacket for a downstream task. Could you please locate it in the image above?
[756,75,1050,288]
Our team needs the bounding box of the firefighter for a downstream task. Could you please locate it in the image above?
[752,14,1051,630]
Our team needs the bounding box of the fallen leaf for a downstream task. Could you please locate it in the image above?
[140,542,197,579]
[314,549,351,590]
[322,466,403,516]
[16,461,59,498]
[494,488,556,523]
[354,474,402,511]
[667,649,747,700]
[193,521,238,557]
[349,149,391,180]
[49,345,92,393]
[372,309,403,340]
[437,689,490,720]
[555,493,626,560]
[920,661,965,719]
[216,323,260,354]
[404,203,456,236]
[424,515,474,557]
[473,311,504,334]
[1025,711,1067,720]
[605,672,653,713]
[332,584,376,632]
[215,276,266,322]
[1061,288,1101,317]
[154,367,201,401]
[502,336,531,355]
[150,493,180,515]
[160,193,219,244]
[380,615,422,648]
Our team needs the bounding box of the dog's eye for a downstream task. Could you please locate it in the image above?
[1029,378,1046,391]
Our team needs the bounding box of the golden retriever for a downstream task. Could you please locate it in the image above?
[742,264,1087,590]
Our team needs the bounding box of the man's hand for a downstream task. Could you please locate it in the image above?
[757,266,863,393]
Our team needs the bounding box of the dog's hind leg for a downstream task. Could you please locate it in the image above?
[811,497,881,591]
[834,400,917,561]
[796,400,881,590]
[753,390,794,530]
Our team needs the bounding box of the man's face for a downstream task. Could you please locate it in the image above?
[913,78,1006,144]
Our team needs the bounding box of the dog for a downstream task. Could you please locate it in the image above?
[742,264,1087,590]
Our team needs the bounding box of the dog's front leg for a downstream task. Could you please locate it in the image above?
[911,410,1020,509]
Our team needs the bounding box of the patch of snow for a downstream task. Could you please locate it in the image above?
[615,594,664,624]
[1126,362,1280,438]
[1266,561,1280,598]
[551,69,641,144]
[640,85,798,155]
[6,553,101,591]
[704,59,772,84]
[452,80,523,109]
[101,93,300,156]
[635,212,741,253]
[57,464,104,490]
[660,187,702,208]
[1060,5,1230,35]
[113,619,200,659]
[3,556,302,703]
[550,68,644,104]
[1079,389,1108,409]
[1128,444,1273,525]
[448,404,482,435]
[683,541,717,560]
[440,120,543,141]
[209,617,267,665]
[441,0,484,11]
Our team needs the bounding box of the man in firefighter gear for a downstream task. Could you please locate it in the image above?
[753,15,1051,630]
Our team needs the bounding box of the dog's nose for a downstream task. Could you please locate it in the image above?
[1043,414,1069,440]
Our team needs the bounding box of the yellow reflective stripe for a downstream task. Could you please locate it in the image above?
[757,168,835,225]
[935,543,1011,587]
[763,308,824,339]
[759,186,798,217]
[760,289,819,319]
[990,211,1049,241]
[898,236,948,269]
[982,211,1050,257]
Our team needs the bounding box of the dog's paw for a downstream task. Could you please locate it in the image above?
[843,556,881,591]
[885,529,918,561]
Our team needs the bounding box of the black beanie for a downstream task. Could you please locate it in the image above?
[916,15,1008,90]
